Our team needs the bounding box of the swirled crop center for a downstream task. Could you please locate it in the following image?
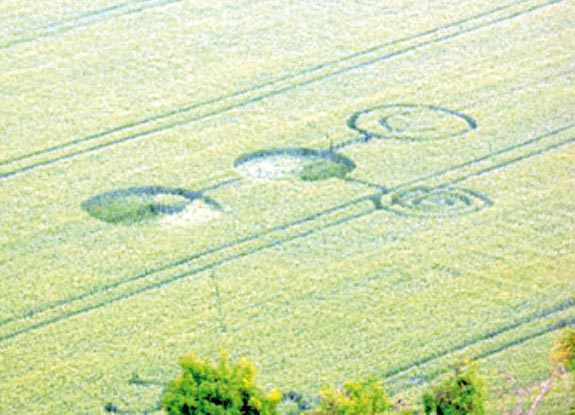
[234,148,356,181]
[388,187,491,217]
[82,186,221,225]
[349,104,476,141]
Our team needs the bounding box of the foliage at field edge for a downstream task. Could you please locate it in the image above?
[159,328,575,415]
[302,377,392,415]
[552,328,575,374]
[161,348,281,415]
[552,328,575,414]
[422,362,484,415]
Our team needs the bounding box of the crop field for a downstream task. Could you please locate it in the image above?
[1,0,574,413]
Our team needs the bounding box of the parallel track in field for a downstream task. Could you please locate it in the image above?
[1,0,573,407]
[0,0,562,180]
[1,121,573,343]
[0,0,183,50]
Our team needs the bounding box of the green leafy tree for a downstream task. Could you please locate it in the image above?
[552,328,575,415]
[161,349,281,415]
[552,327,575,373]
[304,377,391,415]
[422,363,484,415]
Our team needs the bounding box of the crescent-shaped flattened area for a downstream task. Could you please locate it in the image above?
[348,104,476,142]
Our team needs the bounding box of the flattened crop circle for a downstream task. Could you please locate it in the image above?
[82,186,221,225]
[234,148,356,181]
[389,187,491,217]
[348,104,476,141]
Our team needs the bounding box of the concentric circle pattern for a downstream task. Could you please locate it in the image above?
[389,187,491,217]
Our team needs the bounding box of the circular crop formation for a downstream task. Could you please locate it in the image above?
[348,104,476,142]
[234,148,356,181]
[82,186,221,225]
[389,187,491,217]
